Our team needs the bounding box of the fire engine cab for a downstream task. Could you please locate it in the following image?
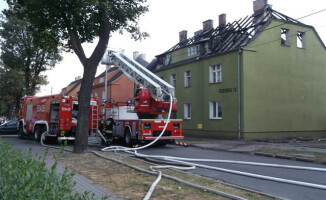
[101,51,183,146]
[18,94,98,143]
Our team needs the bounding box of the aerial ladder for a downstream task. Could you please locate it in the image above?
[101,51,175,101]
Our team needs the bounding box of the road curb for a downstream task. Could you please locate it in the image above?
[190,144,326,165]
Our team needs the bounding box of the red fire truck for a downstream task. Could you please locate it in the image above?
[101,51,183,146]
[18,94,98,143]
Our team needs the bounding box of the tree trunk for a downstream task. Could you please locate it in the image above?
[73,61,98,153]
[71,9,110,153]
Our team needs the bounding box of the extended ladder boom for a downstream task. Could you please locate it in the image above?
[101,51,175,101]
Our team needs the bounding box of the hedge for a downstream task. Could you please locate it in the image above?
[0,139,107,200]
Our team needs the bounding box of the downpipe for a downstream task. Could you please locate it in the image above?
[237,48,242,140]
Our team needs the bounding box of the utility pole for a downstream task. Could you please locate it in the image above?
[104,65,108,101]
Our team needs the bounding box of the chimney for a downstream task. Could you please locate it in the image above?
[219,14,226,28]
[203,19,213,32]
[194,29,203,37]
[253,0,268,14]
[133,51,139,59]
[139,54,146,61]
[179,30,188,43]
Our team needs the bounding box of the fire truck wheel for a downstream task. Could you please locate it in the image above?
[34,127,42,142]
[18,124,25,139]
[124,129,132,147]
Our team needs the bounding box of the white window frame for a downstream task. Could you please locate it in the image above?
[164,54,171,65]
[209,101,222,119]
[184,70,191,87]
[184,103,191,119]
[99,77,104,83]
[209,64,222,83]
[187,45,199,57]
[170,74,176,88]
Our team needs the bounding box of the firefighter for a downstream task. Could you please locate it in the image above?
[98,116,104,133]
[135,83,142,96]
[103,114,118,145]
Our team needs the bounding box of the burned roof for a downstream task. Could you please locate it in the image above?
[158,7,308,58]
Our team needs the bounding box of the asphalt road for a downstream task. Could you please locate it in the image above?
[138,144,326,200]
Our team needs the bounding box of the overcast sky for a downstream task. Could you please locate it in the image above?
[1,0,325,96]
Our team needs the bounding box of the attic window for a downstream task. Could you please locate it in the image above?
[187,45,199,56]
[164,54,171,65]
[297,31,306,49]
[281,28,290,46]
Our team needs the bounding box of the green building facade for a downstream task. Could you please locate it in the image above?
[149,3,326,139]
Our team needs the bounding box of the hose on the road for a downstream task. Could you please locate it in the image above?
[100,91,326,198]
[91,151,248,200]
[132,151,326,190]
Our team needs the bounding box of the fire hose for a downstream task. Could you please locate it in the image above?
[100,92,326,199]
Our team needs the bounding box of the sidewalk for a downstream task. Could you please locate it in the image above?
[45,156,119,200]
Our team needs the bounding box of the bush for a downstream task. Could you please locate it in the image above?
[0,139,107,200]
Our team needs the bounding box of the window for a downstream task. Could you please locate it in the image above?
[209,101,222,119]
[209,64,222,83]
[170,74,176,88]
[281,28,290,46]
[100,77,104,83]
[94,92,98,97]
[297,31,306,49]
[184,70,191,87]
[187,45,199,56]
[184,103,191,119]
[164,54,171,65]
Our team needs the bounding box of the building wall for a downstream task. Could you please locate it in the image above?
[68,84,81,97]
[110,75,134,103]
[61,82,81,97]
[91,74,134,103]
[155,20,326,140]
[242,20,326,139]
[166,45,199,65]
[156,52,239,139]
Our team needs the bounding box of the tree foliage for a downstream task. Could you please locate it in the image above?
[6,0,149,153]
[0,61,24,118]
[0,8,63,118]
